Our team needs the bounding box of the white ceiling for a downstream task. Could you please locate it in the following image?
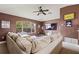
[0,4,71,21]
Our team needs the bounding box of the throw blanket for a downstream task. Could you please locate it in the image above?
[31,36,53,53]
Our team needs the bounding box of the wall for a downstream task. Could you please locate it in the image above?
[60,4,79,39]
[1,4,79,41]
[44,4,79,39]
[0,12,43,41]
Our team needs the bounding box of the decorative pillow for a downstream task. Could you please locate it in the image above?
[22,36,33,42]
[16,37,32,54]
[8,32,19,41]
[31,36,52,53]
[41,36,53,43]
[50,32,63,40]
[48,36,54,42]
[51,34,58,40]
[17,32,29,37]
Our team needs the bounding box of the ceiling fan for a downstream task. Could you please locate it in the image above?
[33,6,51,15]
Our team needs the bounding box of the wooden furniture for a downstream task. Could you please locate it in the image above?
[0,41,9,54]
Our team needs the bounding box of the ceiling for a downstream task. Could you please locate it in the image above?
[0,4,72,21]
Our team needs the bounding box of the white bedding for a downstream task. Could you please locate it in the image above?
[31,36,53,53]
[62,42,79,52]
[62,37,79,52]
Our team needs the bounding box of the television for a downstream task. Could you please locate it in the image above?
[45,23,57,30]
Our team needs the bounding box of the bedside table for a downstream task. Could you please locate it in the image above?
[0,41,9,54]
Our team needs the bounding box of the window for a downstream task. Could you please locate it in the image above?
[1,21,10,28]
[16,21,36,33]
[16,21,22,32]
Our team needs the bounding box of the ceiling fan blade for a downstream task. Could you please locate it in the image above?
[39,6,42,9]
[43,9,49,11]
[37,12,41,16]
[42,12,46,15]
[33,11,39,13]
[37,13,40,15]
[48,12,52,14]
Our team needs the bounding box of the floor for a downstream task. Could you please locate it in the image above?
[59,48,79,54]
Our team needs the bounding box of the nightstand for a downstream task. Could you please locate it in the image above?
[0,41,9,54]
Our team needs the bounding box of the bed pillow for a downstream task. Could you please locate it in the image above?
[22,36,33,42]
[51,32,63,40]
[8,32,19,41]
[16,37,32,53]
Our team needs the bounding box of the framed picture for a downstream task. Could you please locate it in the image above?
[51,23,57,30]
[45,23,57,30]
[65,20,72,27]
[1,21,10,28]
[64,13,75,20]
